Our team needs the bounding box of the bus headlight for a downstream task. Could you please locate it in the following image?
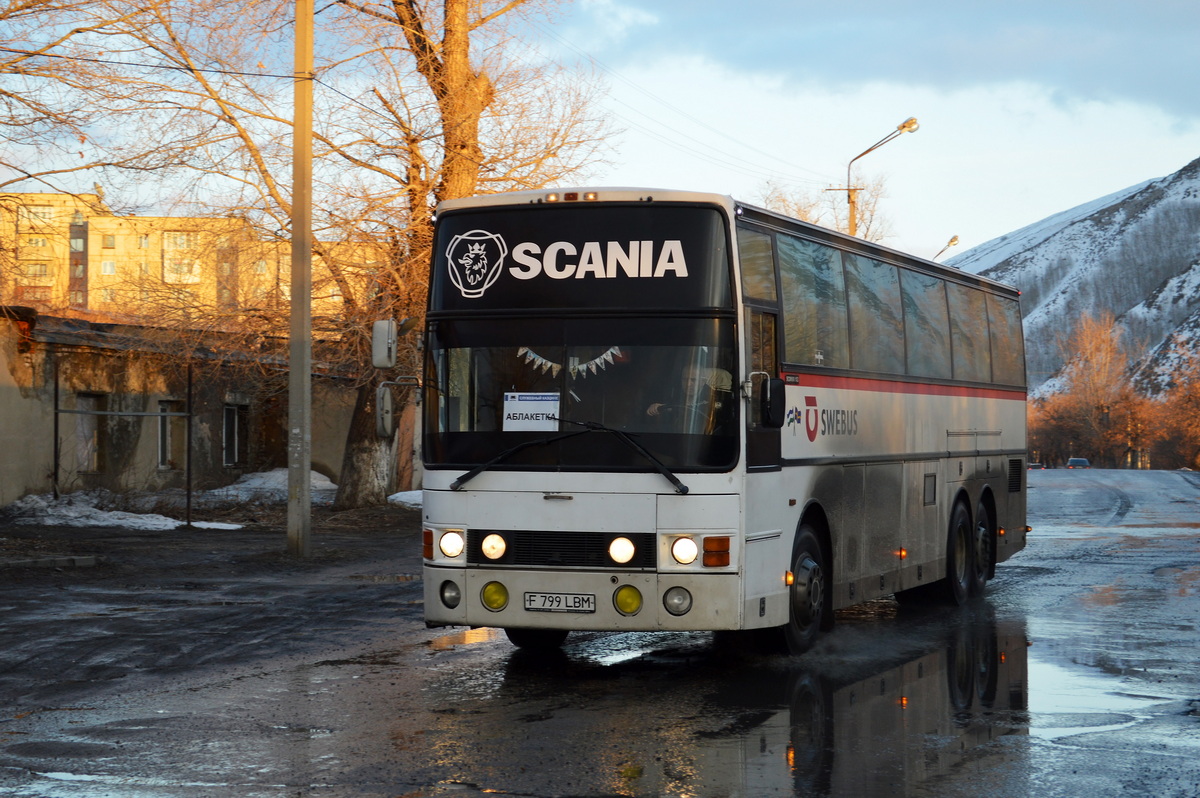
[663,586,693,616]
[671,536,699,565]
[481,533,507,560]
[439,530,465,558]
[608,536,636,564]
[613,585,642,616]
[440,581,462,609]
[481,581,509,611]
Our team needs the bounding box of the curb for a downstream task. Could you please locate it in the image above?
[0,555,100,570]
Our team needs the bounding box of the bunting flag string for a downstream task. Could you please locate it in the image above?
[517,346,622,380]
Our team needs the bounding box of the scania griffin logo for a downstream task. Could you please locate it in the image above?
[446,229,508,298]
[787,396,858,442]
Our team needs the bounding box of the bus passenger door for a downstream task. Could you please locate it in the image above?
[747,309,781,469]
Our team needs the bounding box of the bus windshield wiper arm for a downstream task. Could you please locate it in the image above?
[554,417,689,495]
[449,428,592,491]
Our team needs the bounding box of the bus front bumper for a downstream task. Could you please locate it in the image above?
[424,565,744,632]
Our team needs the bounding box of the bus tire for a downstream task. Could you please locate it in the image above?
[943,501,974,605]
[783,526,829,655]
[504,628,569,650]
[971,500,993,596]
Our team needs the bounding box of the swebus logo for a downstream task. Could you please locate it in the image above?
[787,396,858,442]
[446,229,689,299]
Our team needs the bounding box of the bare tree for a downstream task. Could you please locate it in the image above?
[756,173,892,243]
[37,0,613,506]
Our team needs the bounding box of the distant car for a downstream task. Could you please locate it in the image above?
[1028,462,1045,470]
[1067,458,1091,469]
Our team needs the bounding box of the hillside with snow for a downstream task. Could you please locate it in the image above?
[949,157,1200,394]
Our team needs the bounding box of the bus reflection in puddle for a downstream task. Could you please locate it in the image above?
[459,611,1029,796]
[698,615,1028,796]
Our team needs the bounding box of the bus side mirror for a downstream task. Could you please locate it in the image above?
[372,319,397,369]
[761,377,786,429]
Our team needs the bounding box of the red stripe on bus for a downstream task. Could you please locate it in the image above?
[782,372,1026,400]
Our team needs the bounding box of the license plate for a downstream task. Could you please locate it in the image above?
[524,592,596,613]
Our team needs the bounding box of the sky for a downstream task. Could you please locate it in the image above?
[530,0,1200,259]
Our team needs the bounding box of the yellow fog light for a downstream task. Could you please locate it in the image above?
[439,530,465,558]
[613,585,643,616]
[663,586,692,616]
[671,536,699,565]
[481,533,507,560]
[608,536,636,564]
[481,581,509,612]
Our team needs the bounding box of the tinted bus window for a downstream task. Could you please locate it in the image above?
[899,268,952,379]
[987,293,1026,386]
[737,227,777,303]
[946,282,992,382]
[778,234,849,368]
[845,253,904,374]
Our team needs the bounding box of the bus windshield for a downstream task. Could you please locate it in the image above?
[424,316,738,471]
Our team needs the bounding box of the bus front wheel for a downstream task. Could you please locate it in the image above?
[783,526,829,655]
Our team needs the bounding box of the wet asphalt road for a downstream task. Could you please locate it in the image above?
[1,470,1199,797]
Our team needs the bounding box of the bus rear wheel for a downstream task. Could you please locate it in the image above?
[783,527,829,655]
[944,501,974,605]
[971,500,993,596]
[504,628,569,650]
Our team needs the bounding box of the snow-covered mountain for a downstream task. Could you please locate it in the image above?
[948,157,1200,395]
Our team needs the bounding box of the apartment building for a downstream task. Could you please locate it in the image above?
[1,192,369,320]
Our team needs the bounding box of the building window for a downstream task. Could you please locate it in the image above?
[26,262,49,278]
[26,237,47,248]
[75,393,105,473]
[164,231,196,250]
[102,234,116,248]
[222,404,249,467]
[20,205,53,223]
[164,258,201,283]
[254,260,267,274]
[70,237,85,252]
[101,260,116,275]
[139,261,148,274]
[69,290,85,305]
[15,286,51,303]
[157,400,186,469]
[71,262,85,278]
[139,234,150,248]
[101,288,116,302]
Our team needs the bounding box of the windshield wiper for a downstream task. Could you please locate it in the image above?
[449,427,593,491]
[449,418,690,495]
[554,417,689,495]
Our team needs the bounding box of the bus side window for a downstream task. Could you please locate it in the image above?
[987,293,1026,386]
[900,268,952,379]
[778,234,849,368]
[844,253,905,374]
[737,227,778,303]
[947,282,992,382]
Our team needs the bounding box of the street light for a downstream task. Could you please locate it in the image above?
[934,235,959,261]
[845,116,919,238]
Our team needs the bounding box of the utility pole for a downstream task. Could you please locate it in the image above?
[287,0,314,556]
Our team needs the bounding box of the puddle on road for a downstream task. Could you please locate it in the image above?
[1026,655,1164,740]
[427,627,500,651]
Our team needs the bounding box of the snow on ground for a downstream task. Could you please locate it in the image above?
[1,469,423,530]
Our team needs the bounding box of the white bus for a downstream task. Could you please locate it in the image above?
[420,188,1027,653]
